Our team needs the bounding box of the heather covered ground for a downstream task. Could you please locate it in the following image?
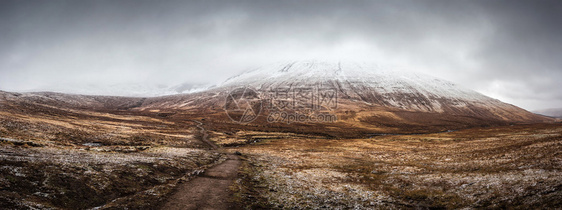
[229,124,562,209]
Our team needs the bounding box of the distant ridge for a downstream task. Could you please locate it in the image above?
[534,108,562,118]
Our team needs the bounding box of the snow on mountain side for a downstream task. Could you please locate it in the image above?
[1,61,553,135]
[218,61,502,112]
[139,61,550,126]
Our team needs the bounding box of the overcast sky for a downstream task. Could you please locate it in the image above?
[0,0,561,110]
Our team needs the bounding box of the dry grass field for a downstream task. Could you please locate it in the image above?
[0,144,223,209]
[0,95,226,209]
[228,123,562,209]
[1,92,561,209]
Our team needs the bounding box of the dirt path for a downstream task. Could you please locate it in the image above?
[159,121,240,210]
[160,154,241,210]
[193,120,218,149]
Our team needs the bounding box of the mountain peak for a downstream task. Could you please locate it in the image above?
[219,60,492,111]
[135,61,552,130]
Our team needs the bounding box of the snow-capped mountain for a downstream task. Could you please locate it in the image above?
[219,61,495,112]
[139,61,551,129]
[1,61,552,134]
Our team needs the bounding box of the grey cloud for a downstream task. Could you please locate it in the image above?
[0,0,560,110]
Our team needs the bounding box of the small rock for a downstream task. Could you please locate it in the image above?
[234,151,242,156]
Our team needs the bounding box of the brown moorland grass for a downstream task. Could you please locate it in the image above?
[1,93,560,209]
[229,123,562,209]
[0,98,226,209]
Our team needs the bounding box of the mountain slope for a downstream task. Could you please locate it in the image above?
[219,62,501,109]
[534,108,562,118]
[139,61,550,129]
[1,61,554,136]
